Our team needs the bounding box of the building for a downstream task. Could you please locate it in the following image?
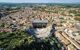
[67,44,76,50]
[0,28,12,32]
[26,19,53,39]
[32,20,48,28]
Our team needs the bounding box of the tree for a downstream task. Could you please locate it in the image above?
[0,30,33,50]
[0,23,5,27]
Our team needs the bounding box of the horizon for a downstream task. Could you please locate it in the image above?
[0,2,80,4]
[0,0,80,3]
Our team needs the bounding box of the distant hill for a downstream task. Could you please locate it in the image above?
[0,3,80,9]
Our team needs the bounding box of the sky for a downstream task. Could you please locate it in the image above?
[0,0,80,3]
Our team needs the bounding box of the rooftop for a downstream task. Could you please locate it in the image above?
[32,19,48,23]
